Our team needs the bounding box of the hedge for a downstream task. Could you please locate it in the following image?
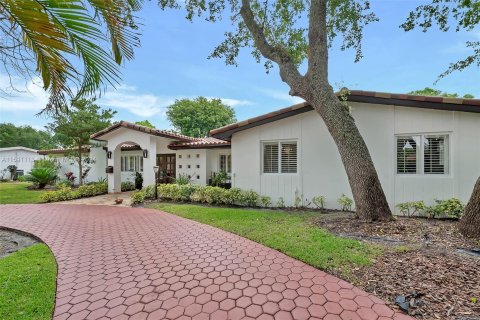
[41,182,107,202]
[131,184,268,207]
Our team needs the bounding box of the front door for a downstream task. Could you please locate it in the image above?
[156,154,176,183]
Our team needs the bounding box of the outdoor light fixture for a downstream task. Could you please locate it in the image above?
[143,149,148,158]
[153,165,160,199]
[107,151,112,159]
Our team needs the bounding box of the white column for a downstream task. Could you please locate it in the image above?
[142,137,157,187]
[107,146,122,193]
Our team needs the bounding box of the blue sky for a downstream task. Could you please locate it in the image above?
[0,0,479,131]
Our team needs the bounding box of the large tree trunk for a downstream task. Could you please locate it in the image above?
[459,177,480,238]
[308,88,392,221]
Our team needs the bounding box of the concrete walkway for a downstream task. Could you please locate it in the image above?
[58,192,133,206]
[0,205,412,320]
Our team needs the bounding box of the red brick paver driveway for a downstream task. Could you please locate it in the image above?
[0,205,412,320]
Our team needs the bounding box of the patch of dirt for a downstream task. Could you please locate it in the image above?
[0,228,39,258]
[314,214,480,320]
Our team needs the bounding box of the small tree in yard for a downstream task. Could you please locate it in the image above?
[167,97,236,138]
[47,99,116,185]
[135,120,155,128]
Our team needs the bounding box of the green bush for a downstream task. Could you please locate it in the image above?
[337,194,353,211]
[121,181,135,192]
[276,197,285,208]
[259,196,271,207]
[131,190,145,205]
[312,195,326,209]
[56,179,72,188]
[240,190,259,207]
[396,201,426,217]
[175,174,191,185]
[426,198,465,219]
[210,171,228,187]
[41,182,107,202]
[17,175,26,182]
[33,158,59,172]
[26,168,57,189]
[224,188,242,205]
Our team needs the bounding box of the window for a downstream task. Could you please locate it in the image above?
[396,134,449,175]
[121,155,144,172]
[219,154,232,173]
[262,141,297,174]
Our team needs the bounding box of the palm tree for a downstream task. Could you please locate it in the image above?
[0,0,142,112]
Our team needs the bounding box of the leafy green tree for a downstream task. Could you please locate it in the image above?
[0,123,57,149]
[402,2,479,79]
[409,87,475,99]
[0,0,141,112]
[167,97,237,138]
[135,120,155,128]
[47,99,116,185]
[158,0,392,220]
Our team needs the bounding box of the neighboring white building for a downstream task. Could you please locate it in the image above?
[0,147,41,179]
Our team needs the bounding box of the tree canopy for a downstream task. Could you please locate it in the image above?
[0,0,141,112]
[0,123,57,149]
[166,97,237,138]
[47,98,116,184]
[409,87,475,99]
[135,120,155,128]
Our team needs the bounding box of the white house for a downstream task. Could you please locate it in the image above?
[0,147,41,179]
[4,90,479,212]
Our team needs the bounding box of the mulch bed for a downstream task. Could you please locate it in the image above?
[314,214,480,320]
[0,228,39,258]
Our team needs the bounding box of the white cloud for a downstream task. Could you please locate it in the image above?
[258,88,304,105]
[99,85,253,118]
[0,75,48,113]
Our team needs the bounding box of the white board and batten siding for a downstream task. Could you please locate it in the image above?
[231,102,480,212]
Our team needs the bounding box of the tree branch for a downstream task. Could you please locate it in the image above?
[307,0,329,83]
[239,0,306,96]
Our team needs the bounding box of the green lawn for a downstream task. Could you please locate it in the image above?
[0,244,57,320]
[0,183,46,204]
[149,203,381,277]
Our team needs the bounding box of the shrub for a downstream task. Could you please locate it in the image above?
[426,198,464,219]
[240,190,259,207]
[26,168,57,189]
[41,182,107,202]
[135,172,143,190]
[175,173,191,185]
[276,197,285,208]
[56,179,72,188]
[294,194,303,208]
[64,172,76,185]
[33,158,59,172]
[121,181,135,192]
[259,196,272,207]
[158,184,195,201]
[312,195,326,209]
[131,190,145,205]
[224,188,242,205]
[396,201,426,217]
[17,175,26,182]
[202,186,226,204]
[337,194,353,211]
[211,171,228,187]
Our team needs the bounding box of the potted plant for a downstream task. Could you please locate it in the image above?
[114,197,123,204]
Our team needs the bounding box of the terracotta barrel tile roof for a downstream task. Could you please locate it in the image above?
[168,137,231,149]
[90,121,196,141]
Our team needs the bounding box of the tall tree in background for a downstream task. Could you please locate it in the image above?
[159,0,393,220]
[47,99,115,185]
[0,123,56,149]
[409,88,474,99]
[135,120,155,128]
[0,0,141,112]
[167,97,236,138]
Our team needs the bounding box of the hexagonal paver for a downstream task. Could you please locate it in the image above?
[0,204,412,320]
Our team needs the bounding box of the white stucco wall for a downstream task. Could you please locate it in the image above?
[231,103,480,211]
[0,148,41,179]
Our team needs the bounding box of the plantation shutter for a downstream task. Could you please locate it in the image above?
[424,135,448,174]
[263,143,279,173]
[396,136,419,174]
[281,142,297,173]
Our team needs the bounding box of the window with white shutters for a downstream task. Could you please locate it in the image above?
[424,135,448,174]
[396,136,419,174]
[396,134,449,175]
[262,141,297,174]
[281,142,297,173]
[263,143,279,173]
